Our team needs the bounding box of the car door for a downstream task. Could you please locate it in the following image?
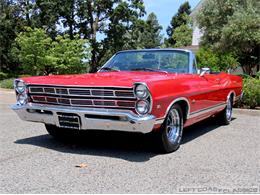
[199,74,224,107]
[188,56,224,120]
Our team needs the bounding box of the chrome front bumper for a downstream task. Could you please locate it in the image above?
[11,103,158,134]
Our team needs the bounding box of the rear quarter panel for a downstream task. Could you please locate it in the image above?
[146,73,243,127]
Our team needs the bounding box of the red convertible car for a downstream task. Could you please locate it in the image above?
[12,49,243,153]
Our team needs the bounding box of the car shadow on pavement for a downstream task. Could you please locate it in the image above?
[182,117,236,144]
[15,130,158,162]
[15,117,236,162]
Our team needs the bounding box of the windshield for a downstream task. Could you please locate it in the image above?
[100,50,190,73]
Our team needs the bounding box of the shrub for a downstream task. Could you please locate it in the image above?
[0,78,14,89]
[196,47,238,72]
[0,72,8,80]
[255,71,260,79]
[240,78,260,109]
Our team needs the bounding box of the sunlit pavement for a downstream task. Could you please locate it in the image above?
[0,89,259,193]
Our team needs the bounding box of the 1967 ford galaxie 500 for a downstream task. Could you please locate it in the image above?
[12,49,243,153]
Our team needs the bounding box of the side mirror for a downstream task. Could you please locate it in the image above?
[199,67,210,77]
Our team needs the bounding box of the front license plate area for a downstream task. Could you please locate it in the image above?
[58,113,81,130]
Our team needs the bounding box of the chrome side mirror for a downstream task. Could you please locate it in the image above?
[199,67,210,77]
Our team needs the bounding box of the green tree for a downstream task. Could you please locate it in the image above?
[197,0,260,75]
[1,0,147,74]
[142,12,162,48]
[50,34,91,74]
[12,28,53,75]
[0,0,25,73]
[77,0,145,72]
[33,0,61,38]
[172,15,192,47]
[166,1,191,46]
[119,12,162,50]
[12,28,90,75]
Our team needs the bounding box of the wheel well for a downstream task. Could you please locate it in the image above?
[230,93,234,102]
[228,91,235,103]
[175,100,189,123]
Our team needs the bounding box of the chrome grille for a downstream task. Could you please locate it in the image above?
[71,99,92,105]
[115,91,135,97]
[44,88,55,93]
[29,85,136,109]
[56,88,68,94]
[29,86,135,98]
[92,90,114,96]
[69,89,91,95]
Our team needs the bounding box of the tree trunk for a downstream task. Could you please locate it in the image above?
[87,1,100,73]
[68,21,74,40]
[68,0,74,40]
[25,0,31,26]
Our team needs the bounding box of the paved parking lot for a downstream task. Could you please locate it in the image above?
[0,89,259,193]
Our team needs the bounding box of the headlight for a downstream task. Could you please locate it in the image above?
[17,93,28,105]
[136,100,150,115]
[15,80,26,93]
[134,84,149,99]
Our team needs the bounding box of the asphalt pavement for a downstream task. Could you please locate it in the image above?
[0,89,259,193]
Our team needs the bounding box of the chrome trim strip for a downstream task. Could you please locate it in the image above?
[28,84,133,88]
[155,118,165,125]
[164,97,191,119]
[188,103,226,119]
[31,95,136,109]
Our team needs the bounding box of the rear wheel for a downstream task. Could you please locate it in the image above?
[156,104,184,153]
[217,96,233,125]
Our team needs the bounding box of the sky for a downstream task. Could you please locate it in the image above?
[143,0,201,36]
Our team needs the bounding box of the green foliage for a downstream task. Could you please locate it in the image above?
[255,71,260,79]
[197,0,260,75]
[0,72,8,80]
[166,1,191,46]
[196,48,238,72]
[0,78,14,89]
[49,34,90,74]
[241,78,260,108]
[0,0,24,73]
[77,0,146,72]
[121,13,162,50]
[1,0,146,74]
[172,22,192,47]
[141,12,162,48]
[12,28,90,75]
[12,27,52,75]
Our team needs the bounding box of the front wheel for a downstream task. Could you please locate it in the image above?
[156,104,184,153]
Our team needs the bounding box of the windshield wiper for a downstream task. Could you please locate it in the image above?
[99,67,120,72]
[131,68,168,73]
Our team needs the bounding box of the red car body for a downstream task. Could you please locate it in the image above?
[18,71,242,127]
[12,49,243,152]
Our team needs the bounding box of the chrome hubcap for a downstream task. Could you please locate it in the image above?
[226,98,232,121]
[166,109,181,144]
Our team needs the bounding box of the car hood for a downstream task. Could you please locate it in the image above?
[21,71,177,88]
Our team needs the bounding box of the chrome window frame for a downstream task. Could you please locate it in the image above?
[98,49,196,74]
